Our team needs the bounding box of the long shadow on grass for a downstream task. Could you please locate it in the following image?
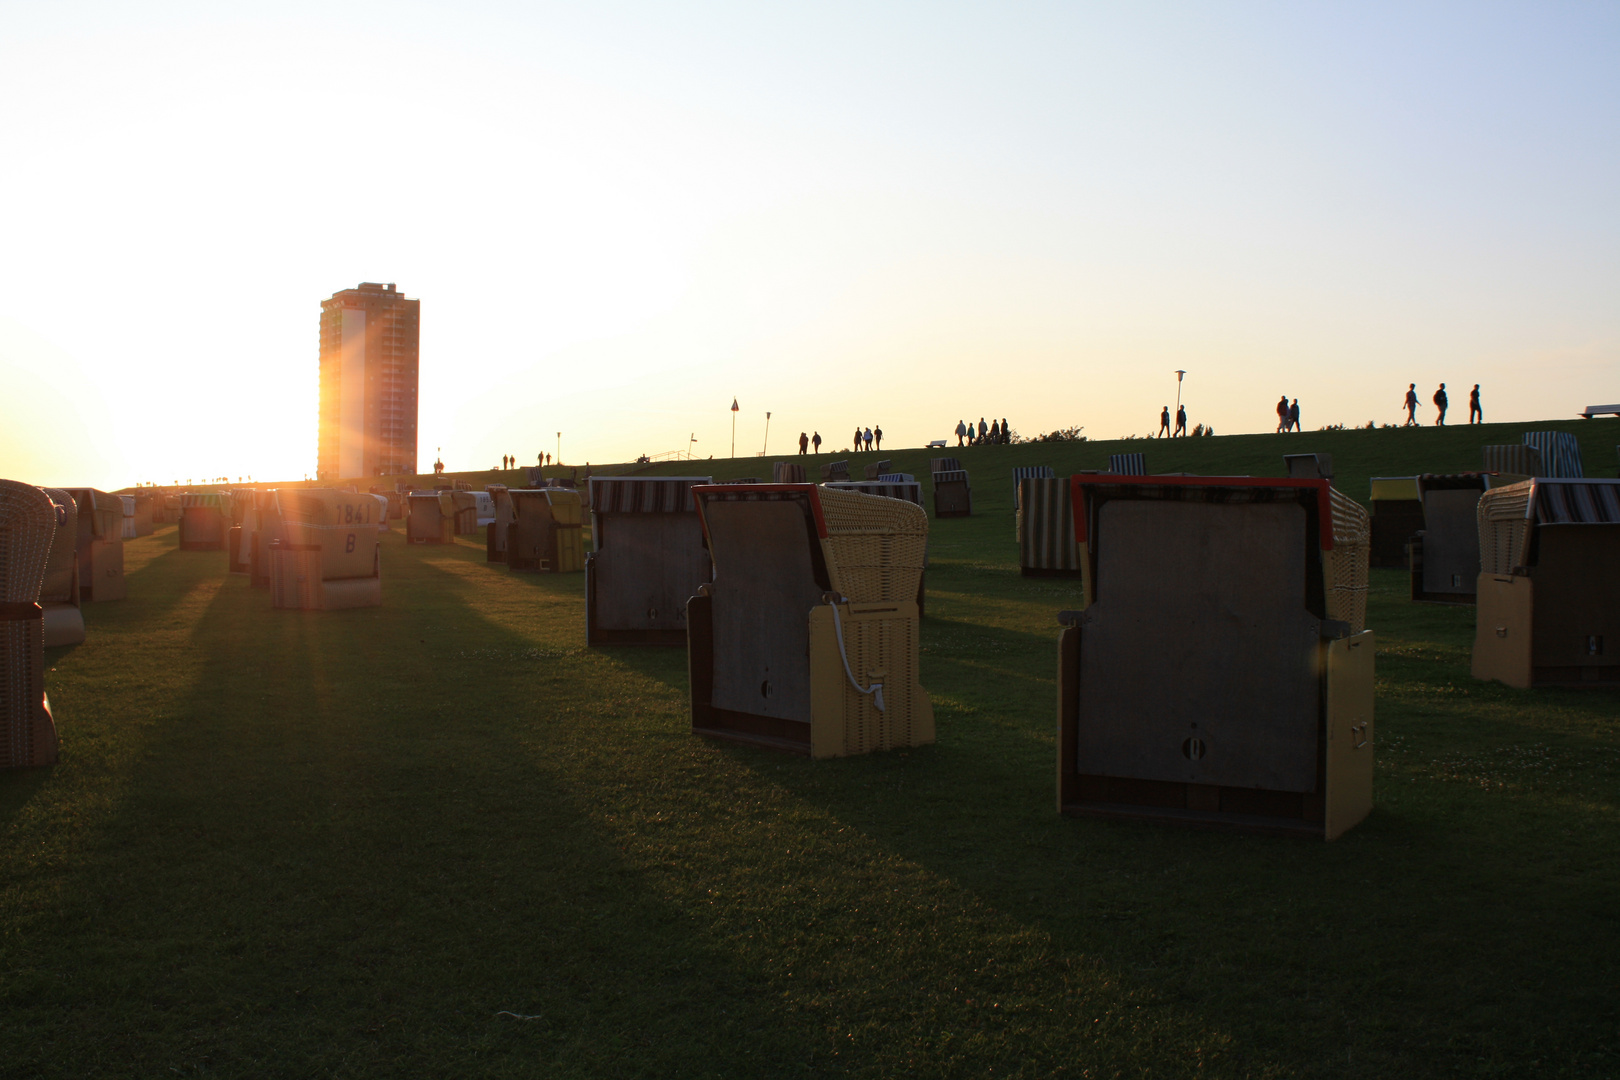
[0,544,835,1079]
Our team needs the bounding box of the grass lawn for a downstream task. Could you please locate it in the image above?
[4,419,1618,1077]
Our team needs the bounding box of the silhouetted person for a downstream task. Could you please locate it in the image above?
[864,427,873,451]
[1469,384,1482,424]
[1174,405,1187,437]
[1159,406,1172,438]
[978,417,988,442]
[1001,418,1010,444]
[1276,394,1290,433]
[798,432,809,455]
[1404,384,1419,426]
[812,431,822,454]
[1433,383,1448,426]
[955,419,967,447]
[853,426,862,452]
[874,425,883,450]
[989,419,1000,443]
[1289,399,1300,432]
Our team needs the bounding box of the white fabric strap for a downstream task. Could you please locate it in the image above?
[828,602,885,712]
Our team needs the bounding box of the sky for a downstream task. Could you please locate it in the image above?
[1,0,1616,489]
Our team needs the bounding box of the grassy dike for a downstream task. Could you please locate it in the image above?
[7,418,1618,1077]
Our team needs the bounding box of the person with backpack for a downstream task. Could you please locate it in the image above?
[1434,384,1448,426]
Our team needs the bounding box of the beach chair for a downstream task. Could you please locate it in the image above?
[688,483,934,758]
[1482,444,1542,482]
[720,477,760,485]
[249,491,285,589]
[407,492,453,544]
[586,476,713,645]
[0,479,60,767]
[929,457,971,518]
[819,460,851,483]
[38,489,85,647]
[178,492,229,552]
[486,486,513,562]
[1011,465,1055,509]
[1284,453,1333,481]
[1107,453,1145,475]
[65,488,126,600]
[1522,432,1583,478]
[1472,479,1620,688]
[1408,474,1489,604]
[1056,475,1373,839]
[269,489,383,610]
[507,489,585,573]
[226,490,256,575]
[864,459,891,480]
[1368,477,1424,569]
[1017,477,1082,578]
[772,462,807,484]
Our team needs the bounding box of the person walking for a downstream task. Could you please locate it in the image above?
[812,431,822,454]
[978,417,988,443]
[853,425,862,452]
[989,419,1001,444]
[1433,383,1448,426]
[798,432,809,455]
[1159,406,1172,438]
[1001,418,1010,444]
[1289,399,1301,432]
[955,419,967,447]
[1469,384,1482,424]
[1276,394,1290,433]
[1174,404,1187,437]
[1404,384,1420,426]
[873,424,883,451]
[864,427,874,451]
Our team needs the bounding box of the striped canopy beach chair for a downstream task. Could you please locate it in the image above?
[586,476,713,646]
[1409,474,1490,604]
[0,479,60,768]
[929,457,972,518]
[1473,478,1620,689]
[688,483,934,758]
[38,489,85,646]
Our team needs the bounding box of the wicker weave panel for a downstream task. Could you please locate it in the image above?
[813,487,929,604]
[1326,488,1371,634]
[1477,481,1533,574]
[821,481,924,507]
[831,605,930,754]
[1,480,57,768]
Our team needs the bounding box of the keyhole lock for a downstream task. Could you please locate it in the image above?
[1182,737,1206,761]
[760,680,773,699]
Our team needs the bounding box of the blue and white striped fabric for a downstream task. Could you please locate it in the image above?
[1108,453,1145,476]
[824,480,924,506]
[1523,432,1583,478]
[1012,465,1055,508]
[590,476,712,513]
[1532,479,1620,524]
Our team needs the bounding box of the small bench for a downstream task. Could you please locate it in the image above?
[1580,404,1620,419]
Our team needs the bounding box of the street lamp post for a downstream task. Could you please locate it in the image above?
[762,411,771,456]
[730,398,739,458]
[1174,370,1186,435]
[556,432,561,467]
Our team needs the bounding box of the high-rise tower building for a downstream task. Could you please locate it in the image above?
[317,282,420,479]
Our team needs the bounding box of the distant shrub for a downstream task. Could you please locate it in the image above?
[1029,426,1087,443]
[1318,423,1346,431]
[1190,423,1205,437]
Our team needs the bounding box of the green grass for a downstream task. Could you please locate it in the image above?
[14,419,1620,1078]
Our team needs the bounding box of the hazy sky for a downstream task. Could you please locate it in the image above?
[3,1,1616,487]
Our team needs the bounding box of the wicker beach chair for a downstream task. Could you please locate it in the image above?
[1056,475,1373,839]
[928,457,972,518]
[863,459,891,481]
[772,462,807,484]
[1522,432,1583,479]
[38,489,85,647]
[227,490,256,575]
[719,477,760,485]
[1,480,60,768]
[485,486,513,562]
[1017,477,1082,578]
[129,493,154,537]
[64,489,125,600]
[819,460,851,483]
[269,489,383,610]
[1408,474,1490,604]
[1472,478,1620,688]
[1367,477,1424,569]
[586,476,713,645]
[178,492,229,552]
[249,491,285,589]
[407,492,453,544]
[1284,453,1333,481]
[507,489,585,573]
[688,483,934,758]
